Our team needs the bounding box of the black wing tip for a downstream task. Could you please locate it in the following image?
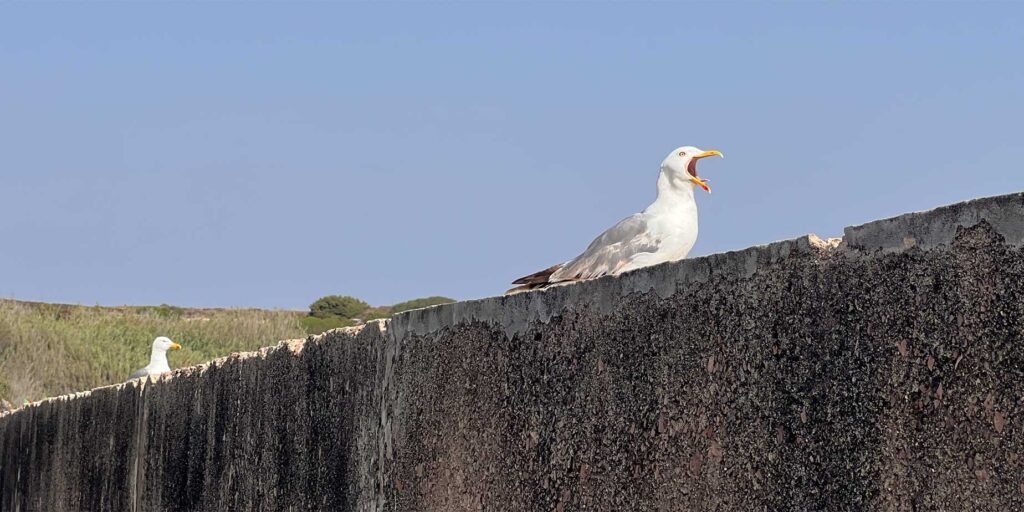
[511,264,562,286]
[511,275,536,285]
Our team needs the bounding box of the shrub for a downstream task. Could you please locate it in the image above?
[391,296,456,314]
[308,295,369,319]
[136,304,184,319]
[360,306,393,321]
[299,315,353,335]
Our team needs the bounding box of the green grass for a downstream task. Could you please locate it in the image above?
[0,300,306,404]
[390,296,456,314]
[293,295,456,334]
[0,294,460,404]
[297,315,355,334]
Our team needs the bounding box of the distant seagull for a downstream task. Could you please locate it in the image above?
[508,146,723,293]
[127,336,182,381]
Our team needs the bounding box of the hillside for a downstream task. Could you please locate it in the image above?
[0,295,456,405]
[0,299,307,405]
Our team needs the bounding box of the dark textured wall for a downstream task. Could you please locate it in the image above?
[2,192,1023,511]
[1,332,384,512]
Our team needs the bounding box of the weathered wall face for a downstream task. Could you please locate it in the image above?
[3,192,1024,511]
[1,329,385,511]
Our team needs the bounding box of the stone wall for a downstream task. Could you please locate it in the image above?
[2,192,1023,511]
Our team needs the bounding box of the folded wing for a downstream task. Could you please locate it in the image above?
[509,214,657,292]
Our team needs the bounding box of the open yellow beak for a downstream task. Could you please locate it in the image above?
[695,150,724,159]
[689,175,711,193]
[170,342,182,350]
[689,149,723,193]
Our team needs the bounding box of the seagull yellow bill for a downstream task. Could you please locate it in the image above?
[688,150,723,193]
[690,176,711,193]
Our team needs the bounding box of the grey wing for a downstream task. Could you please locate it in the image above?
[127,368,149,381]
[550,214,658,282]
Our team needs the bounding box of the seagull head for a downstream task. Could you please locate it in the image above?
[152,336,182,353]
[662,146,724,193]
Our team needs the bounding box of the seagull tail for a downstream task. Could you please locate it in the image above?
[506,264,563,294]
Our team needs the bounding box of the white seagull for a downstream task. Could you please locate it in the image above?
[509,146,723,293]
[127,336,182,381]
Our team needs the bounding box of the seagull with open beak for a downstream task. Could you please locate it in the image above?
[509,146,724,292]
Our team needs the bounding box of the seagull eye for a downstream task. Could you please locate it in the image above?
[678,151,686,157]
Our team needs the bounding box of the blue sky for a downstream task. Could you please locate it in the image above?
[1,2,1022,309]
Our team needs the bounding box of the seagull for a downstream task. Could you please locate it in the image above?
[508,146,723,293]
[127,336,182,381]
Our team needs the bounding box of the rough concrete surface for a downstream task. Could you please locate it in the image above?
[2,192,1024,511]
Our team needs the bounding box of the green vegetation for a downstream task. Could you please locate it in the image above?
[309,295,369,319]
[301,295,365,335]
[298,315,354,334]
[299,295,456,334]
[391,296,456,314]
[0,300,306,404]
[136,304,186,319]
[0,293,458,403]
[361,306,393,321]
